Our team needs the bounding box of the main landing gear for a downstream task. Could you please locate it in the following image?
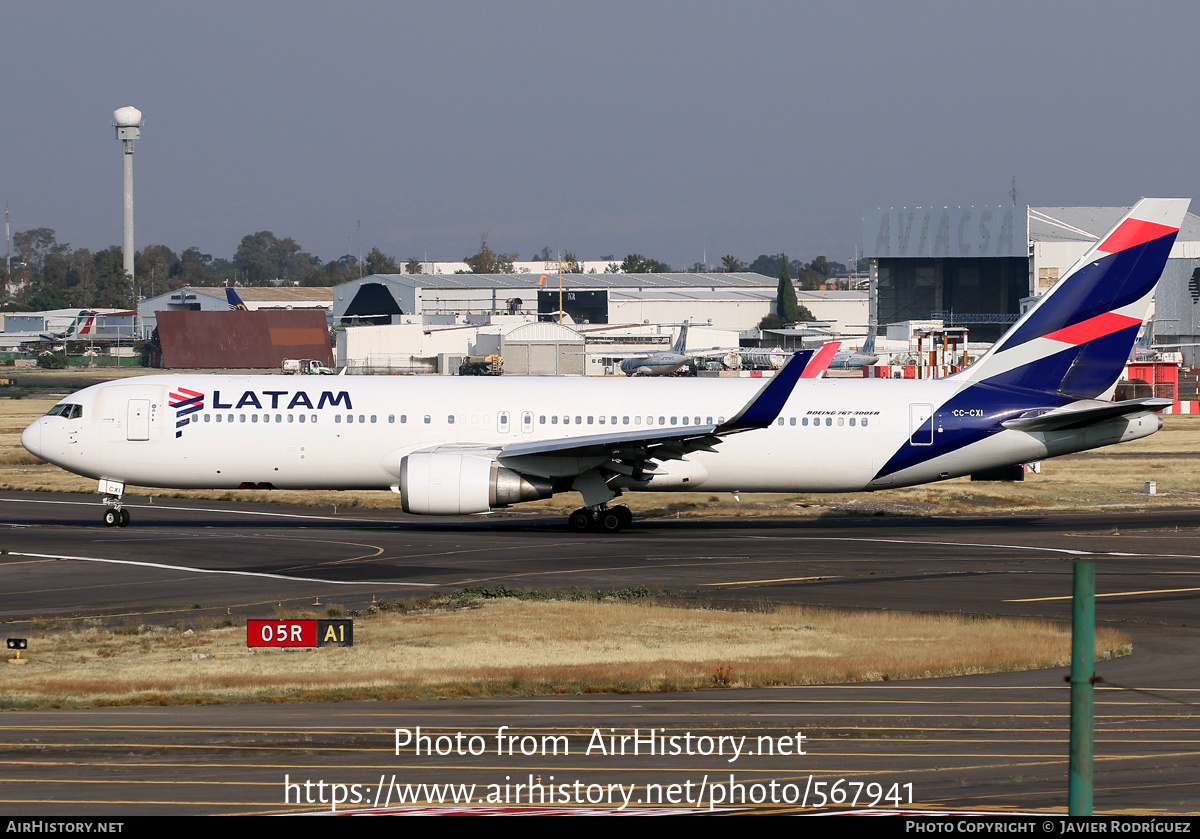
[567,504,633,534]
[103,507,130,528]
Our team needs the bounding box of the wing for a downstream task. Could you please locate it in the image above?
[496,351,808,503]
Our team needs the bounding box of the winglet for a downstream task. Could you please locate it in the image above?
[718,350,810,431]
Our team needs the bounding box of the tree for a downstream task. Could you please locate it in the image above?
[464,234,517,274]
[234,231,320,285]
[136,245,178,299]
[365,247,399,275]
[13,228,67,274]
[621,254,669,273]
[405,258,423,274]
[93,246,132,309]
[563,251,582,273]
[776,254,799,324]
[720,254,746,273]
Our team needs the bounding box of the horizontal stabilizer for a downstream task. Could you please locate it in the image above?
[1001,398,1172,432]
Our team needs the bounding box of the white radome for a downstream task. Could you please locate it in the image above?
[113,105,142,126]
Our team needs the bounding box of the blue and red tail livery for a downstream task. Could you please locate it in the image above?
[957,198,1188,399]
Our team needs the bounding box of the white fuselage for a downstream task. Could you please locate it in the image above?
[21,373,1161,503]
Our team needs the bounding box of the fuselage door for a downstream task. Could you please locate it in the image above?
[127,399,151,441]
[909,403,934,446]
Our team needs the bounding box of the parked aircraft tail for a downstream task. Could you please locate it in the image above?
[226,287,249,311]
[671,321,690,354]
[953,198,1189,398]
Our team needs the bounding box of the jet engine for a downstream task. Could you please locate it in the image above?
[399,452,553,515]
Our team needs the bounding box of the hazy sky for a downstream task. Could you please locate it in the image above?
[4,1,1199,269]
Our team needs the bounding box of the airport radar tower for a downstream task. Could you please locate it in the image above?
[112,105,142,282]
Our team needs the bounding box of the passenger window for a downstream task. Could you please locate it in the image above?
[587,416,594,424]
[388,415,395,423]
[551,416,557,424]
[299,415,306,423]
[623,416,630,425]
[286,415,293,423]
[335,415,342,424]
[837,417,844,426]
[424,415,431,424]
[371,415,377,423]
[802,417,808,426]
[659,416,666,425]
[275,414,282,423]
[239,414,246,423]
[347,415,353,423]
[252,415,258,423]
[849,417,856,426]
[448,415,455,424]
[359,415,365,423]
[401,415,407,423]
[825,417,832,426]
[862,417,869,427]
[575,416,581,424]
[777,418,784,426]
[790,417,796,426]
[204,414,211,423]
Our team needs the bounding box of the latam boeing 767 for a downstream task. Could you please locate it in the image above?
[21,198,1188,533]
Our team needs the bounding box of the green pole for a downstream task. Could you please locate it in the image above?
[1069,560,1095,815]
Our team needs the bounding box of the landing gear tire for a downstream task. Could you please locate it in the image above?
[613,505,633,528]
[103,509,119,528]
[599,510,623,533]
[568,510,592,532]
[118,508,130,527]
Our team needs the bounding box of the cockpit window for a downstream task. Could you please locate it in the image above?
[45,403,82,419]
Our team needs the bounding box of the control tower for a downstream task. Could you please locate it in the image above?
[112,105,142,281]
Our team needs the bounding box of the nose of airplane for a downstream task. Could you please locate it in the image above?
[20,420,42,459]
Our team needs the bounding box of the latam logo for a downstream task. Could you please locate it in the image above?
[212,390,353,410]
[169,387,204,438]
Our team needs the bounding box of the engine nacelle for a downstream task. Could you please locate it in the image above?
[399,452,553,515]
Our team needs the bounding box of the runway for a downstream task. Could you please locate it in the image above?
[1,492,1198,814]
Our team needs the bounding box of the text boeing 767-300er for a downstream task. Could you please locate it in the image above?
[21,198,1189,532]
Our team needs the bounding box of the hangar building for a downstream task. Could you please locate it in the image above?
[863,205,1200,344]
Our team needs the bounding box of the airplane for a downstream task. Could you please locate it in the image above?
[226,288,249,311]
[1,310,98,345]
[828,334,878,369]
[619,321,691,376]
[21,198,1188,533]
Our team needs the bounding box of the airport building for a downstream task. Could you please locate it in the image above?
[137,286,333,337]
[863,205,1200,344]
[332,272,865,335]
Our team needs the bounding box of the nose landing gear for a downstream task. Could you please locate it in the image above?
[567,504,633,533]
[103,508,130,528]
[100,479,129,527]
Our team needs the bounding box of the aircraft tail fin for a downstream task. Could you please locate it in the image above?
[953,198,1190,398]
[861,334,875,355]
[671,321,690,354]
[226,287,249,311]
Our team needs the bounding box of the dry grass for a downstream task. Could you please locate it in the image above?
[2,393,1196,515]
[0,597,1130,708]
